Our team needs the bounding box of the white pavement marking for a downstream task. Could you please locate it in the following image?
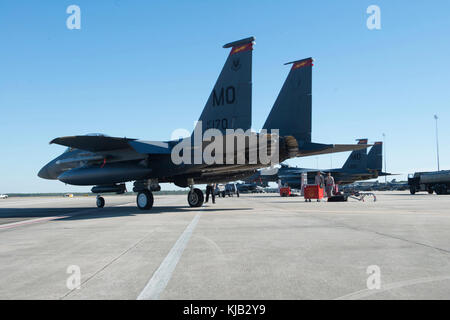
[137,213,201,300]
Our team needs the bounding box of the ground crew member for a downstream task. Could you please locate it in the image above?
[205,183,216,204]
[325,172,335,198]
[314,171,324,202]
[314,171,324,188]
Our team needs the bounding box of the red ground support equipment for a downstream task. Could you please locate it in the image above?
[280,187,291,197]
[304,184,324,201]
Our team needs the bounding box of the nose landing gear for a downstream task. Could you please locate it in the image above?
[96,196,105,208]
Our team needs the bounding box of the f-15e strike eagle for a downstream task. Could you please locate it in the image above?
[245,140,391,188]
[38,37,368,210]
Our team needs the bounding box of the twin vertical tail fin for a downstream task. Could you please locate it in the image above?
[342,139,369,170]
[262,59,371,159]
[263,58,313,144]
[367,141,383,171]
[195,37,254,135]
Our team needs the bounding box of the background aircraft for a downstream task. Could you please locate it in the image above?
[245,140,390,188]
[38,37,367,210]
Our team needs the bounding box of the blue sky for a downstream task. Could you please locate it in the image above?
[0,0,449,193]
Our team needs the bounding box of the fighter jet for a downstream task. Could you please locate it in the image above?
[322,140,391,184]
[38,37,367,210]
[245,140,390,188]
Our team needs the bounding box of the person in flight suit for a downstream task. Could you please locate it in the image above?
[325,172,335,198]
[314,171,325,202]
[315,171,324,188]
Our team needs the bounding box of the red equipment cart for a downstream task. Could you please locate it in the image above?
[280,186,291,197]
[304,184,324,201]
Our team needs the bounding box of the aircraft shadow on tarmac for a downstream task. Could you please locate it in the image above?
[0,206,253,221]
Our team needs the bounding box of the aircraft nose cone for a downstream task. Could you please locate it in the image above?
[38,158,62,180]
[38,161,59,180]
[38,165,51,179]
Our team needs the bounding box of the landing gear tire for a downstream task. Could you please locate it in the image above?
[137,190,154,210]
[188,188,204,207]
[96,196,105,208]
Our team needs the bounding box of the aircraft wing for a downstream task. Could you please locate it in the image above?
[50,136,137,152]
[297,142,371,157]
[50,136,172,155]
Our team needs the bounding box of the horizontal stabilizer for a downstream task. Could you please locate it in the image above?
[297,142,371,157]
[50,136,136,152]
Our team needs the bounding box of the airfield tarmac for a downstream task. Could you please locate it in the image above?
[0,192,449,300]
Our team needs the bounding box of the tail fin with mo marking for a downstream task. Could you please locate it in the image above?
[196,37,254,135]
[342,138,368,170]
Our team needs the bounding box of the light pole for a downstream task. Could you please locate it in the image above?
[434,115,440,171]
[382,133,387,183]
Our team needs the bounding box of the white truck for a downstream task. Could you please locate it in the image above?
[0,194,8,199]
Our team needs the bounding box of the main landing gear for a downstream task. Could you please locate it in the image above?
[186,178,204,208]
[134,179,157,210]
[137,190,154,210]
[188,188,204,207]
